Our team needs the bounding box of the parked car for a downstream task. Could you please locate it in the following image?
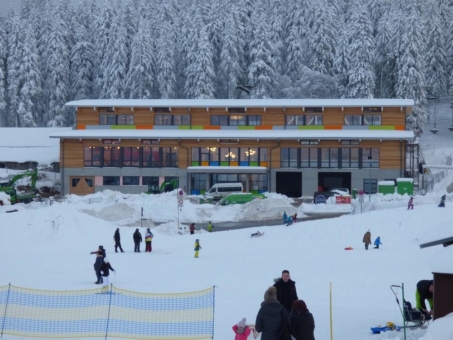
[203,183,244,199]
[216,193,265,206]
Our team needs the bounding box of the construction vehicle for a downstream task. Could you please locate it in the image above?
[146,179,179,194]
[0,169,39,204]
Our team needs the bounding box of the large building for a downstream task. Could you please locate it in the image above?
[51,99,415,197]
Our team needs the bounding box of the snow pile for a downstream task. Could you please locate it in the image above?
[0,192,11,205]
[81,202,138,223]
[419,313,453,340]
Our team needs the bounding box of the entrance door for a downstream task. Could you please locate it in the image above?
[276,172,302,197]
[317,172,351,192]
[70,177,95,195]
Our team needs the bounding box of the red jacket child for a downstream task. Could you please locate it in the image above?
[232,318,251,340]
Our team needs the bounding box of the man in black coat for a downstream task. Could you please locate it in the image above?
[133,228,142,252]
[113,228,124,253]
[416,280,434,314]
[90,245,106,258]
[255,286,290,340]
[93,251,104,284]
[273,270,299,313]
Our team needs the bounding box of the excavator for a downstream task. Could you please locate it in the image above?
[0,168,39,204]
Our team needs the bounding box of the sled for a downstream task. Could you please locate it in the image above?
[390,285,431,330]
[251,232,265,238]
[344,246,353,250]
[371,323,402,334]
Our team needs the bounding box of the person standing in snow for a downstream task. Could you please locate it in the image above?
[194,239,202,258]
[374,236,382,249]
[363,230,372,250]
[232,318,251,340]
[290,300,315,340]
[113,228,124,253]
[133,229,142,252]
[438,195,446,207]
[207,221,213,232]
[255,286,291,340]
[408,197,414,210]
[100,257,115,287]
[273,270,299,313]
[91,245,106,258]
[94,251,104,284]
[189,223,196,235]
[145,228,153,252]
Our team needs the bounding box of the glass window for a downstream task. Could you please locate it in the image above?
[191,173,208,193]
[162,147,178,167]
[351,148,359,167]
[219,115,228,125]
[281,148,298,168]
[344,115,362,125]
[228,107,246,113]
[103,147,121,167]
[362,148,380,168]
[286,115,295,126]
[230,115,246,126]
[306,115,323,126]
[364,179,378,194]
[211,116,219,125]
[295,116,305,125]
[72,178,80,187]
[173,115,190,125]
[143,147,160,167]
[248,115,261,126]
[118,115,126,125]
[363,107,382,113]
[99,115,108,125]
[143,176,159,193]
[192,148,200,162]
[305,107,323,113]
[155,114,172,125]
[154,107,170,113]
[309,148,318,168]
[220,148,229,162]
[250,173,268,192]
[123,147,132,167]
[84,147,92,166]
[103,176,120,185]
[85,178,93,187]
[364,115,381,126]
[209,147,218,162]
[107,115,116,125]
[321,148,339,168]
[240,148,249,163]
[260,148,268,162]
[127,115,134,125]
[249,148,258,162]
[123,176,139,185]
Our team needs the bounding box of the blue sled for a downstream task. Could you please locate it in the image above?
[371,325,402,334]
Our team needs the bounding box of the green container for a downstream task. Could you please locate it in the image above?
[352,188,358,199]
[396,179,414,196]
[378,182,395,195]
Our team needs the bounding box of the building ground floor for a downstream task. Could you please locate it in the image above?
[63,166,403,198]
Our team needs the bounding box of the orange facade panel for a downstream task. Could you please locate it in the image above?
[136,125,153,129]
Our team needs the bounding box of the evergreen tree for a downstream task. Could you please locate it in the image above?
[396,1,427,133]
[308,0,336,76]
[347,0,375,98]
[0,23,6,126]
[248,3,276,99]
[285,25,304,83]
[126,18,154,99]
[424,0,447,97]
[219,6,241,98]
[6,14,22,126]
[156,20,176,99]
[333,26,349,98]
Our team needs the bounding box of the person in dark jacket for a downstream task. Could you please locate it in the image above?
[189,223,196,235]
[100,257,115,287]
[133,229,142,252]
[93,251,104,284]
[273,270,299,313]
[90,245,106,258]
[255,286,290,340]
[290,300,315,340]
[113,228,124,253]
[416,280,434,314]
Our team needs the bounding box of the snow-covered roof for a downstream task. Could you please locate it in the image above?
[50,129,414,140]
[419,223,453,249]
[397,178,414,182]
[66,99,414,108]
[0,128,71,164]
[430,246,453,274]
[378,181,395,186]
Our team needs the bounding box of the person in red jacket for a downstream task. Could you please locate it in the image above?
[232,318,251,340]
[189,223,196,235]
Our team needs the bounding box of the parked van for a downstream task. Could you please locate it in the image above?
[204,183,243,199]
[217,193,266,206]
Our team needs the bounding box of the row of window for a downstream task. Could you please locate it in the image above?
[97,114,384,126]
[84,147,178,167]
[190,173,268,194]
[191,147,268,165]
[280,148,380,168]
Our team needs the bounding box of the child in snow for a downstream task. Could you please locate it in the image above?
[232,318,251,340]
[189,223,196,235]
[438,195,446,207]
[292,213,298,223]
[408,197,414,210]
[194,239,202,258]
[283,211,288,224]
[374,236,382,249]
[207,222,213,232]
[145,228,153,252]
[100,257,115,287]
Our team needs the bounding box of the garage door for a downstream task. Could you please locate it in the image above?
[70,177,95,195]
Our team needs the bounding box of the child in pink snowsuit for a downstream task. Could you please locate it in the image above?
[408,197,414,210]
[232,318,251,340]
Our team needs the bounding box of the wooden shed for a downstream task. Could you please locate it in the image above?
[419,233,453,320]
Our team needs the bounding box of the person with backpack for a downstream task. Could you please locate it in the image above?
[145,228,153,252]
[290,300,315,340]
[100,257,115,287]
[194,239,202,258]
[232,318,251,340]
[113,228,124,253]
[133,229,142,252]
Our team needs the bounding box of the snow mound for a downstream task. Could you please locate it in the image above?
[419,313,453,340]
[238,198,297,221]
[81,202,138,222]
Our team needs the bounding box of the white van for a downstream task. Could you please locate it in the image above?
[204,183,244,199]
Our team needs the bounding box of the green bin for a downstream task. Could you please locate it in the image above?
[378,181,395,195]
[396,178,414,196]
[352,188,358,199]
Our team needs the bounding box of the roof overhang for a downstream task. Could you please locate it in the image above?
[50,129,414,141]
[65,99,415,109]
[420,237,453,249]
[187,166,268,173]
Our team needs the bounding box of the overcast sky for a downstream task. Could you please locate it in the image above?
[0,0,109,17]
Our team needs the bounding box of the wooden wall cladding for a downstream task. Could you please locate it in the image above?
[323,107,344,125]
[382,107,405,125]
[61,140,84,168]
[77,108,99,125]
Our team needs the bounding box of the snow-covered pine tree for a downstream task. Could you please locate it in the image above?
[308,0,336,76]
[123,0,138,74]
[248,2,276,99]
[396,1,427,133]
[267,0,285,78]
[347,0,375,98]
[6,14,22,127]
[285,25,304,83]
[219,4,241,98]
[0,23,6,126]
[333,25,349,98]
[424,0,447,97]
[20,0,33,21]
[101,12,127,99]
[126,18,154,99]
[17,23,41,127]
[45,3,70,127]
